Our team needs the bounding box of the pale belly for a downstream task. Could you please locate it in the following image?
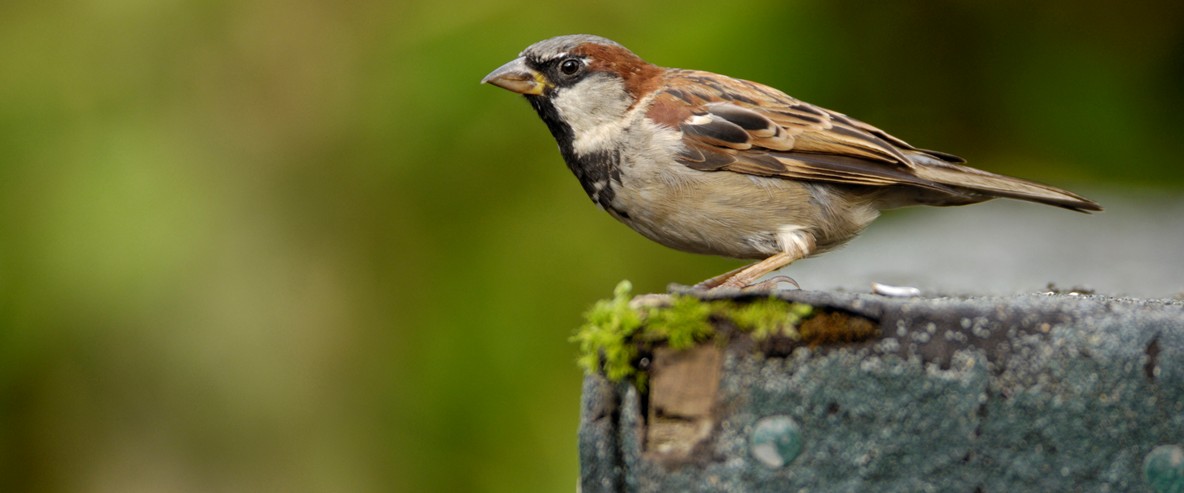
[603,164,881,260]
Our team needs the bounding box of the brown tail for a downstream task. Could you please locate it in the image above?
[909,153,1102,213]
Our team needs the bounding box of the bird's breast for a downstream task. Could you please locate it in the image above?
[567,118,881,260]
[605,150,821,259]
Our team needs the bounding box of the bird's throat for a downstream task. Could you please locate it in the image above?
[527,96,624,214]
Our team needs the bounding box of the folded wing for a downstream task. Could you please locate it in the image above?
[648,70,1101,212]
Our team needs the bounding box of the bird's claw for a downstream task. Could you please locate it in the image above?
[739,275,800,293]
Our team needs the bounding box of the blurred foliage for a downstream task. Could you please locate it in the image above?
[0,0,1181,491]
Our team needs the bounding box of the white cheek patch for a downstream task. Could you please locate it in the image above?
[550,76,635,156]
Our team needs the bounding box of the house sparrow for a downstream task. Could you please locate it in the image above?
[481,34,1101,290]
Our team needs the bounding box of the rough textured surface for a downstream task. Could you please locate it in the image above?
[578,290,1184,493]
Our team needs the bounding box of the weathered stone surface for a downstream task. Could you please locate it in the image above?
[578,290,1184,493]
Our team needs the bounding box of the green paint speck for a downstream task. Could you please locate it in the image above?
[1145,445,1184,493]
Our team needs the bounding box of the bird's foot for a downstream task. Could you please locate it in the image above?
[739,275,800,293]
[685,275,800,296]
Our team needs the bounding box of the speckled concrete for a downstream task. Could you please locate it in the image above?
[578,290,1184,493]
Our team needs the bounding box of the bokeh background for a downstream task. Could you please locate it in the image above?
[2,1,1182,491]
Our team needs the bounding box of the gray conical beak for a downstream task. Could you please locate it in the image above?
[481,57,547,96]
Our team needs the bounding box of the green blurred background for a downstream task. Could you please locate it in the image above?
[1,1,1182,491]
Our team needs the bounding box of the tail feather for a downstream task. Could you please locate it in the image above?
[908,153,1102,213]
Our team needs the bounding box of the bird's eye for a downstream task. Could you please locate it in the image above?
[559,58,583,76]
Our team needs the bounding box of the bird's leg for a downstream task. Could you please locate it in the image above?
[693,263,756,290]
[690,252,801,292]
[695,231,815,292]
[716,251,799,289]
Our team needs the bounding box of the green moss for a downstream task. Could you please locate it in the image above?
[573,282,813,382]
[572,281,645,382]
[728,297,813,340]
[644,295,714,350]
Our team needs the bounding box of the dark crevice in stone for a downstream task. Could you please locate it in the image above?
[1144,335,1160,383]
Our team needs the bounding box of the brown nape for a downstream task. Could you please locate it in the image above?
[577,43,664,100]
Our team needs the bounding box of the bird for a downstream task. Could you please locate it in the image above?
[481,34,1101,291]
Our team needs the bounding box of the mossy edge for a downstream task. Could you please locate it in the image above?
[572,281,814,383]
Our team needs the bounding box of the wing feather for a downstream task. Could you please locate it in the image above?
[645,69,1100,212]
[647,70,945,188]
